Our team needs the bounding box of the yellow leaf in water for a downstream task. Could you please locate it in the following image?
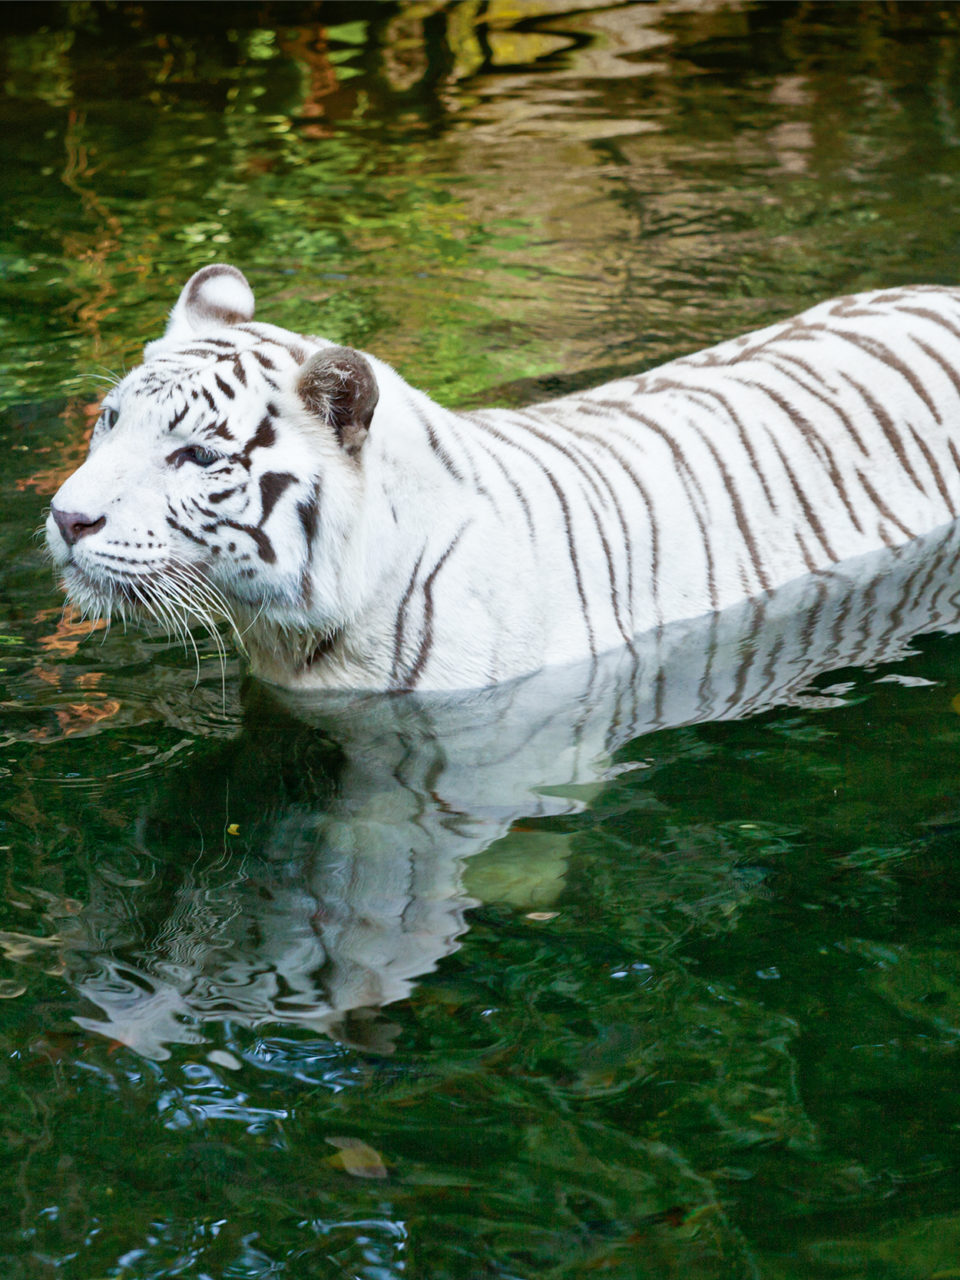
[226,824,240,836]
[326,1136,388,1179]
[951,694,960,716]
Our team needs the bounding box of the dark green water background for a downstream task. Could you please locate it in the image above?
[4,2,960,1276]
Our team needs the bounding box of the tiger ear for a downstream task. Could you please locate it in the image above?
[297,346,379,457]
[162,264,255,342]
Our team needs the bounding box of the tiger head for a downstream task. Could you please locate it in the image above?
[46,265,385,681]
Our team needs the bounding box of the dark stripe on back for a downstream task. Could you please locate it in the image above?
[766,350,870,456]
[906,425,957,518]
[854,468,915,541]
[911,334,960,403]
[737,377,865,536]
[470,434,537,541]
[506,410,637,635]
[684,422,772,591]
[595,404,719,609]
[575,427,660,623]
[472,415,601,646]
[669,381,779,511]
[840,372,927,495]
[899,305,960,344]
[768,436,839,563]
[815,325,943,424]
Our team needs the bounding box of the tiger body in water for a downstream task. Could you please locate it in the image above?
[45,265,960,692]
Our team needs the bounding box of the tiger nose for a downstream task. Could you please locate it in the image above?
[51,506,106,547]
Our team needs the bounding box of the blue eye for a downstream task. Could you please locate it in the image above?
[101,406,119,429]
[171,444,222,468]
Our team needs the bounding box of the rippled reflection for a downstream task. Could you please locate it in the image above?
[52,520,960,1058]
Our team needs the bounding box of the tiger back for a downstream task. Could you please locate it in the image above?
[45,265,960,692]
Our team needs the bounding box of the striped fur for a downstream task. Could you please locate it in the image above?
[45,266,960,692]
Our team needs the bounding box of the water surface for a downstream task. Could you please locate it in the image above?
[4,3,960,1277]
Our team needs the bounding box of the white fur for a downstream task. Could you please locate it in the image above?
[46,268,960,692]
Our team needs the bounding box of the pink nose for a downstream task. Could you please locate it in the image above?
[51,506,106,547]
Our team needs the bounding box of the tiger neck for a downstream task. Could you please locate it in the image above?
[242,619,348,686]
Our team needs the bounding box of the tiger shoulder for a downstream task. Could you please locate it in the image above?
[45,265,960,692]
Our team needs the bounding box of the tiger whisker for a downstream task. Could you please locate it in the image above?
[143,574,210,686]
[153,563,234,694]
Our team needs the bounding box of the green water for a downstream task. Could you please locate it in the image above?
[5,2,960,1276]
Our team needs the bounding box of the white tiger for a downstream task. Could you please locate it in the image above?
[45,264,960,692]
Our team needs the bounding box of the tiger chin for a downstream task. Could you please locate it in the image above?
[46,264,960,693]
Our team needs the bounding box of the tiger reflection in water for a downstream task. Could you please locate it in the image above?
[59,524,960,1057]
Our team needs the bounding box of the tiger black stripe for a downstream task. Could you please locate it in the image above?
[911,335,960,404]
[737,378,865,536]
[906,424,957,518]
[167,404,189,432]
[469,433,537,541]
[403,395,467,484]
[435,412,502,512]
[574,426,660,623]
[794,530,818,573]
[391,549,427,684]
[854,468,915,541]
[218,518,276,564]
[768,435,839,563]
[469,416,603,651]
[506,412,634,639]
[401,527,470,689]
[766,350,871,458]
[590,399,718,594]
[819,326,944,424]
[684,418,772,592]
[487,422,601,658]
[899,306,960,343]
[839,372,927,495]
[559,426,639,631]
[258,471,297,523]
[604,405,722,610]
[595,400,711,511]
[666,380,779,512]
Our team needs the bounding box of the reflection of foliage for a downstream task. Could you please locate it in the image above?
[6,1,960,413]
